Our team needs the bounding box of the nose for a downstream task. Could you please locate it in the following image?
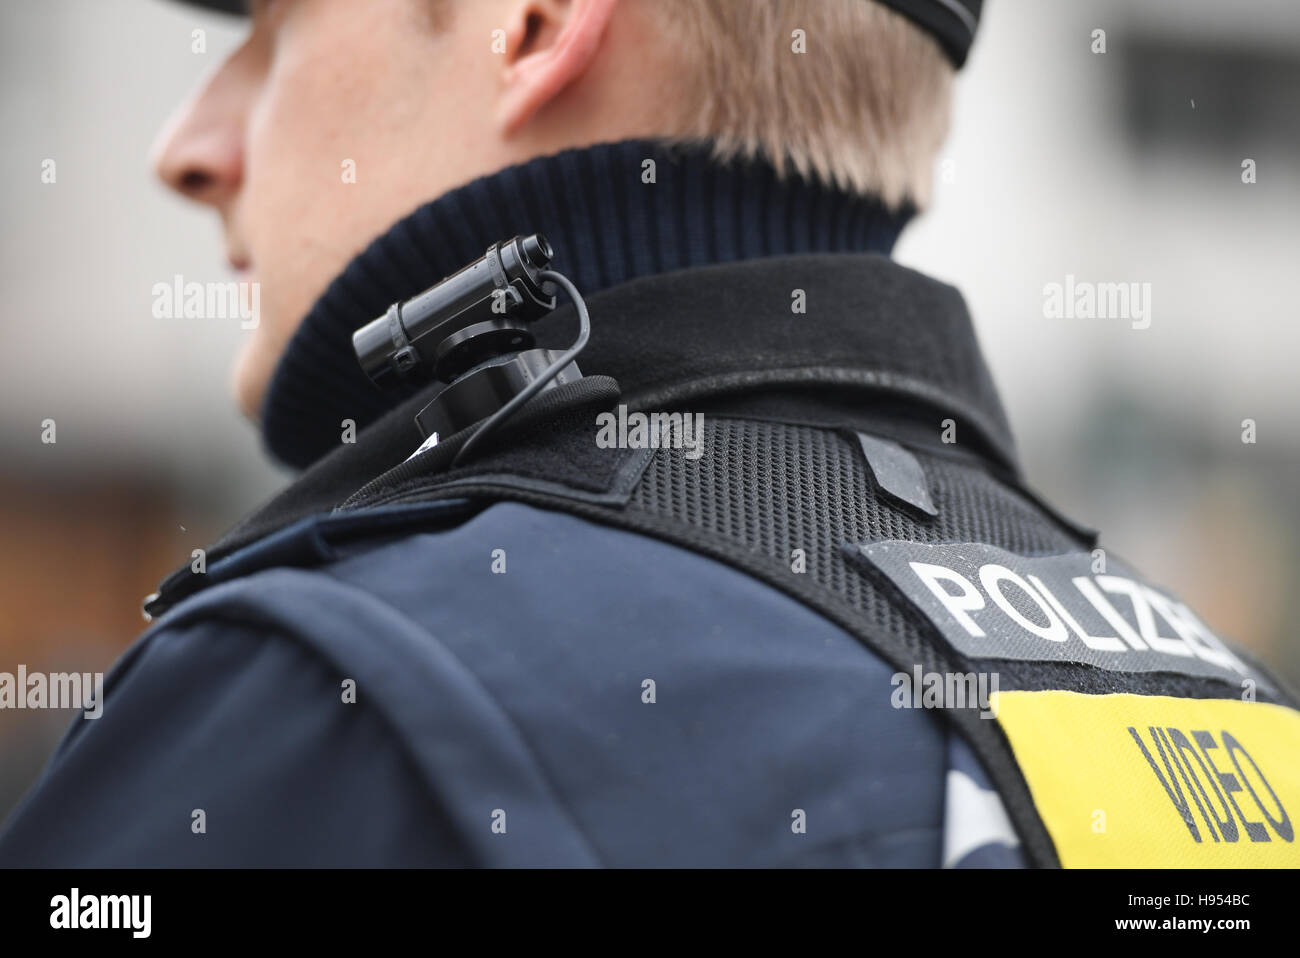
[150,56,249,208]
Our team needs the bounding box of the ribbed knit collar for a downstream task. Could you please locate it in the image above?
[261,139,913,469]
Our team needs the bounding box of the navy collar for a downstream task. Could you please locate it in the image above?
[261,139,913,469]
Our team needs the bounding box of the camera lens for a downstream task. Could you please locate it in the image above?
[522,233,552,268]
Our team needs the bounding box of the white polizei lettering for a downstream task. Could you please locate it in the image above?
[881,547,1256,683]
[908,562,986,637]
[1027,574,1127,652]
[1095,575,1193,657]
[906,558,1245,674]
[978,564,1067,642]
[1071,576,1149,650]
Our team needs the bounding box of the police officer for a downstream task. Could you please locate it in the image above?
[1,0,1296,868]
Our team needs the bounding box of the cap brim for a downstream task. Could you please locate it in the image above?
[169,0,247,15]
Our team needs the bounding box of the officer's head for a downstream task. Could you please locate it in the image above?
[151,0,963,418]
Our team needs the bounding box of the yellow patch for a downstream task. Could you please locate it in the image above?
[992,690,1300,867]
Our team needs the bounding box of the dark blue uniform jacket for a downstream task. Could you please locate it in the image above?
[0,142,1106,867]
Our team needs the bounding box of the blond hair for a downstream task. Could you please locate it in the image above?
[655,0,955,209]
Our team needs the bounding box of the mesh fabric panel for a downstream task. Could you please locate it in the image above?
[629,417,1083,668]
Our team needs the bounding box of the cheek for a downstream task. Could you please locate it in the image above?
[240,83,354,344]
[242,49,420,310]
[236,1,498,346]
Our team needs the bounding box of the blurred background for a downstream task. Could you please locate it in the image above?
[1,0,1297,821]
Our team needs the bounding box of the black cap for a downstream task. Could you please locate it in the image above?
[170,0,245,13]
[875,0,983,68]
[169,0,982,68]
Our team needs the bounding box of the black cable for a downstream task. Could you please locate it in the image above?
[449,268,591,467]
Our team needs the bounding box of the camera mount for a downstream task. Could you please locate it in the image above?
[351,234,590,466]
